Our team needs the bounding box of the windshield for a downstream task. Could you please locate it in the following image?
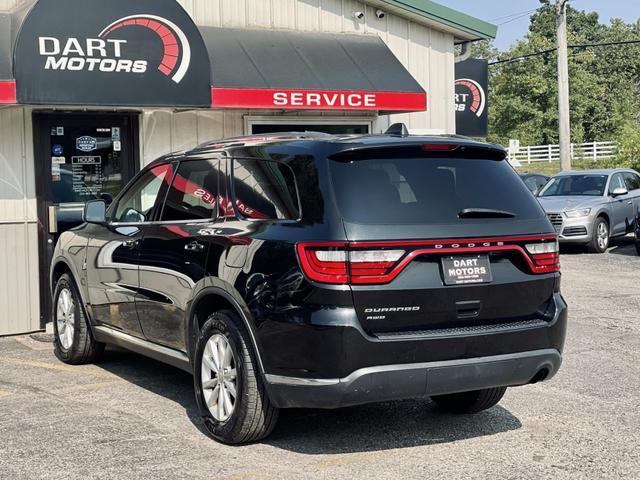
[329,157,543,225]
[538,175,606,197]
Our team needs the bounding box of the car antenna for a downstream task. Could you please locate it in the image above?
[384,123,409,136]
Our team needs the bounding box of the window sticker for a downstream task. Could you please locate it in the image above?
[76,136,98,152]
[71,156,103,195]
[51,163,61,182]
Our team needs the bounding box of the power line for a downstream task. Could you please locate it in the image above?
[496,10,538,26]
[488,39,640,65]
[489,8,538,23]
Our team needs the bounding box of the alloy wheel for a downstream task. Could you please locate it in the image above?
[56,288,75,350]
[201,334,238,422]
[597,222,609,250]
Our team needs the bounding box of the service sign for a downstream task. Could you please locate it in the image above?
[14,0,211,107]
[455,59,489,137]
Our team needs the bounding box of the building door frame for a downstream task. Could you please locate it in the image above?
[244,115,375,135]
[32,111,140,328]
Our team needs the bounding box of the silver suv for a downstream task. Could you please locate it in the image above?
[537,169,640,253]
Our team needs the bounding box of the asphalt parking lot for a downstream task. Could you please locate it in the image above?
[0,237,639,480]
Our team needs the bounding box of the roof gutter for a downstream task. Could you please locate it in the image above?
[379,0,497,41]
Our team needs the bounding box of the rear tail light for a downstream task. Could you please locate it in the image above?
[297,244,405,284]
[525,240,560,273]
[297,236,560,285]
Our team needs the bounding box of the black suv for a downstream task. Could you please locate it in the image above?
[51,132,567,444]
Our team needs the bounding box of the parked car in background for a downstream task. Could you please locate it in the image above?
[537,169,640,253]
[50,132,567,444]
[519,173,550,195]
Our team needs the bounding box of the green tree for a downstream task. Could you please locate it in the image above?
[478,4,640,149]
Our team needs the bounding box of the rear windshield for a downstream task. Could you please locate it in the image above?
[329,157,543,225]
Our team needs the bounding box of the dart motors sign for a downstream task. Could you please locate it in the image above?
[14,0,210,107]
[455,59,489,137]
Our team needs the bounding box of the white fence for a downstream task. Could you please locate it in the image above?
[508,141,617,165]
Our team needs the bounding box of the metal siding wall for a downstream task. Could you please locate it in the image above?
[184,0,455,133]
[0,0,17,11]
[0,107,40,335]
[141,110,247,166]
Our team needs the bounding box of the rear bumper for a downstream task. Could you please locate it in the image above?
[265,348,562,409]
[260,292,567,409]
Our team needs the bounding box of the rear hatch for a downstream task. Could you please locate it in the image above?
[298,142,559,335]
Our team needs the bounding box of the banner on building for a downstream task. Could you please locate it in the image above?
[455,59,488,137]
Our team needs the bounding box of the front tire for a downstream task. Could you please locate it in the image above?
[431,387,507,414]
[53,273,104,364]
[194,310,279,444]
[588,217,609,254]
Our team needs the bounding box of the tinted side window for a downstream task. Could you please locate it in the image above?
[535,176,548,189]
[161,159,221,222]
[232,158,300,220]
[113,164,171,223]
[524,176,538,191]
[623,173,640,191]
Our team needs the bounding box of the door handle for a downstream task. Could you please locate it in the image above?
[185,241,205,253]
[628,201,633,205]
[123,239,139,249]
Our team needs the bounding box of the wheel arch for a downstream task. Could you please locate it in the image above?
[50,256,87,303]
[595,210,610,226]
[50,256,94,323]
[186,286,265,375]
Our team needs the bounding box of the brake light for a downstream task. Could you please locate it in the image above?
[297,243,405,284]
[297,236,560,285]
[421,144,458,151]
[525,240,560,273]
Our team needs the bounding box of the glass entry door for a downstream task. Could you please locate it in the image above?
[33,112,139,327]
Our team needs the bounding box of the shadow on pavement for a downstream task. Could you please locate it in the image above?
[96,347,522,453]
[96,347,210,437]
[560,234,637,257]
[606,235,638,257]
[267,402,520,454]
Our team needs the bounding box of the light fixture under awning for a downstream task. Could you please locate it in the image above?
[201,27,427,113]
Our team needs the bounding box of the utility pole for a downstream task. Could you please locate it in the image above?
[556,0,571,171]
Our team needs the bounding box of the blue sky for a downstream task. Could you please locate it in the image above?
[438,1,640,50]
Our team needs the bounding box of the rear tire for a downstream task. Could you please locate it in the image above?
[53,273,105,364]
[588,217,609,254]
[194,310,279,444]
[431,387,507,414]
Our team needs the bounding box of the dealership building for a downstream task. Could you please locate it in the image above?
[0,0,495,335]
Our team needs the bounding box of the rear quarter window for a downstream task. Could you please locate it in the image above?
[232,158,301,221]
[329,156,544,225]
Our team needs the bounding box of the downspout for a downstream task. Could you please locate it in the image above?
[455,41,472,63]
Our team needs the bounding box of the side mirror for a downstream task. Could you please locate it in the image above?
[611,187,628,197]
[84,200,107,225]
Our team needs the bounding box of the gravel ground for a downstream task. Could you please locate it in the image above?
[0,236,638,480]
